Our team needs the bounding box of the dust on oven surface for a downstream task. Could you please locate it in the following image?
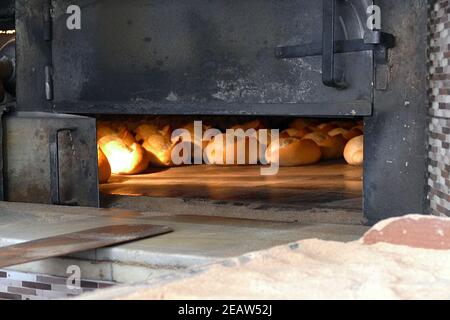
[2,0,428,225]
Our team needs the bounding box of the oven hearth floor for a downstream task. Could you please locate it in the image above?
[100,161,363,225]
[100,161,362,204]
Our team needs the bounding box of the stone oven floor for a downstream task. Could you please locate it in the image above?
[100,161,362,206]
[100,161,364,225]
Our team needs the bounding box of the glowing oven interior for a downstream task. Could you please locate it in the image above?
[96,116,364,214]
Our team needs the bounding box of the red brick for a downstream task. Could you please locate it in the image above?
[363,215,450,250]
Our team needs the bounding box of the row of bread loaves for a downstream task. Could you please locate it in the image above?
[96,118,364,183]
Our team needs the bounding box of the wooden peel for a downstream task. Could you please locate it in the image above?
[0,224,172,268]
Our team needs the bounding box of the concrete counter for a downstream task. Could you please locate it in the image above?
[0,202,368,284]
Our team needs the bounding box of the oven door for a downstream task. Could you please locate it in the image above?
[3,112,99,207]
[49,0,374,116]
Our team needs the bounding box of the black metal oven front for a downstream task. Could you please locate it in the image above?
[0,0,429,223]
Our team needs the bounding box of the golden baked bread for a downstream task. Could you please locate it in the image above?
[311,123,337,134]
[330,120,357,130]
[98,129,149,174]
[160,124,172,140]
[97,148,111,184]
[346,127,363,140]
[176,122,211,148]
[328,127,363,141]
[171,122,212,164]
[328,128,348,138]
[289,118,320,130]
[135,124,174,167]
[134,124,160,142]
[302,131,346,160]
[280,127,312,139]
[255,129,277,164]
[231,119,265,131]
[97,122,119,140]
[265,138,322,166]
[344,135,364,166]
[96,121,133,141]
[142,136,173,167]
[204,133,259,165]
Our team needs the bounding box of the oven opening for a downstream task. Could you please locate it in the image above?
[0,26,14,51]
[0,28,14,102]
[96,115,364,223]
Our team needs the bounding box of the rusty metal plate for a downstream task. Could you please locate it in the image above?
[0,224,172,268]
[3,112,99,207]
[44,0,373,116]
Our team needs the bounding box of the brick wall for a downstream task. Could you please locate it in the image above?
[428,0,450,216]
[0,269,115,300]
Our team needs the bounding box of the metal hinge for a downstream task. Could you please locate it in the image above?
[0,108,6,201]
[45,65,54,101]
[275,30,395,64]
[43,3,53,41]
[44,1,54,100]
[274,0,395,89]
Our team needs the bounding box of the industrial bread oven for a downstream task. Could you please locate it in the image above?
[0,0,428,224]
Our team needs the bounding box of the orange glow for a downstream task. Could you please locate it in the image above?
[98,130,149,175]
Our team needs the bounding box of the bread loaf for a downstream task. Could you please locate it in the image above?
[313,123,337,134]
[265,138,322,166]
[330,120,357,130]
[176,122,210,149]
[171,122,212,164]
[255,129,276,164]
[231,119,265,131]
[98,129,149,174]
[328,127,363,141]
[134,124,161,142]
[280,127,311,139]
[97,148,111,183]
[346,127,363,140]
[135,124,174,167]
[97,122,119,140]
[204,133,259,165]
[302,132,346,160]
[290,118,320,130]
[328,128,348,138]
[344,135,364,166]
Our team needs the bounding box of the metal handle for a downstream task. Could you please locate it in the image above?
[49,128,78,205]
[322,0,347,89]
